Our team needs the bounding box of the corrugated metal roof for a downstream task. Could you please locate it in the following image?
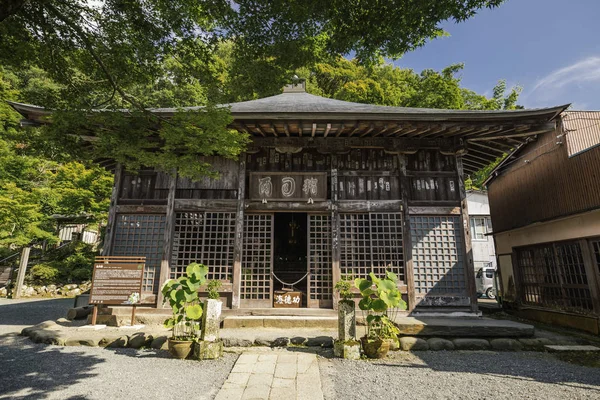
[562,111,600,157]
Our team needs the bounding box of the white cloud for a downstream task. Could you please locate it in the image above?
[524,57,600,107]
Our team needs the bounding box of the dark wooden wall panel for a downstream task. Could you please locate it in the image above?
[488,123,600,233]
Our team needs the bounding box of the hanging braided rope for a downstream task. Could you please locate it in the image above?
[271,271,310,290]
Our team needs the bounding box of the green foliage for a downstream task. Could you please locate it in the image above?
[334,276,353,301]
[162,262,209,340]
[303,57,522,111]
[28,242,97,285]
[207,280,222,300]
[355,271,406,340]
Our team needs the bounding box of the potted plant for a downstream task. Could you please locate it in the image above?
[333,276,360,360]
[161,262,208,359]
[355,271,407,358]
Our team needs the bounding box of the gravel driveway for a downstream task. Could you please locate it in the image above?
[0,298,236,400]
[319,351,600,400]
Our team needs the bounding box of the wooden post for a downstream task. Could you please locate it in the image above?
[331,166,341,307]
[12,247,30,299]
[91,305,98,326]
[156,170,177,308]
[398,154,416,312]
[580,240,600,317]
[131,305,137,326]
[232,156,247,309]
[456,155,478,313]
[102,164,123,256]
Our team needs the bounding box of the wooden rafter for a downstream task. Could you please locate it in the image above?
[467,141,507,154]
[283,123,290,137]
[324,123,332,138]
[360,123,375,137]
[311,123,317,137]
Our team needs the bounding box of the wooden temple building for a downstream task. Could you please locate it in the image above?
[9,82,568,314]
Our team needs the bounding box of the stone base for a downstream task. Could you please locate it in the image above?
[192,340,223,360]
[333,340,361,360]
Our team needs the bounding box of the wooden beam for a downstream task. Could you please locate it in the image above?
[232,157,246,309]
[385,124,406,137]
[464,150,496,164]
[372,124,390,137]
[330,167,341,307]
[156,170,177,308]
[283,123,290,137]
[467,140,508,154]
[255,124,267,137]
[396,126,418,137]
[360,123,375,137]
[456,156,478,313]
[348,123,362,137]
[268,123,278,137]
[469,129,553,141]
[462,157,489,168]
[399,154,416,312]
[102,164,123,256]
[311,123,317,137]
[299,124,303,137]
[324,123,332,138]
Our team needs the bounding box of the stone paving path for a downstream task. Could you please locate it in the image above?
[215,351,324,400]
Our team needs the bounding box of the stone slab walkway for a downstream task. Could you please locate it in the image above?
[215,351,324,400]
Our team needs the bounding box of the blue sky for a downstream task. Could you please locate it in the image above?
[393,0,600,110]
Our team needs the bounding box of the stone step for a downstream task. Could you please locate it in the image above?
[222,316,338,329]
[394,317,535,338]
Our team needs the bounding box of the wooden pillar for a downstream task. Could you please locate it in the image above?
[102,164,123,256]
[456,155,478,312]
[156,170,177,308]
[398,154,416,312]
[331,166,341,307]
[232,156,247,309]
[12,247,31,299]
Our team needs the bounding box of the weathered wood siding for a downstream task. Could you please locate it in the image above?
[488,121,600,233]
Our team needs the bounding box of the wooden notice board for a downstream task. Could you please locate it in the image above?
[89,256,145,306]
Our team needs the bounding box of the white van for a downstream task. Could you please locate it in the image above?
[476,267,496,299]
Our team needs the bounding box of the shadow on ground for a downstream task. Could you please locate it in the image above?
[0,298,72,331]
[0,335,103,400]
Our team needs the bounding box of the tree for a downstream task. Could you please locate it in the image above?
[0,66,112,246]
[0,0,506,177]
[300,57,522,111]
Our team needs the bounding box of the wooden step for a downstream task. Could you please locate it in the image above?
[222,316,338,329]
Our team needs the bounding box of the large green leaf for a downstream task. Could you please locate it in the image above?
[380,290,401,308]
[371,299,387,313]
[377,279,396,292]
[185,304,203,320]
[164,318,175,329]
[358,296,372,311]
[369,272,381,285]
[386,271,399,283]
[354,278,371,294]
[183,288,197,303]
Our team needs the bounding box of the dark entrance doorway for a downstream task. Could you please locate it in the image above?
[273,213,308,306]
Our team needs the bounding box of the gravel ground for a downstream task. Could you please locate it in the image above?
[0,297,73,335]
[319,351,600,400]
[0,298,237,400]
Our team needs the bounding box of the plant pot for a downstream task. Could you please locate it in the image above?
[361,336,390,359]
[168,338,194,359]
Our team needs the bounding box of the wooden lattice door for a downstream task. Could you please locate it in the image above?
[307,214,333,308]
[240,214,274,307]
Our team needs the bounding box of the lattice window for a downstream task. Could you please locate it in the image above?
[339,213,404,281]
[411,216,466,295]
[340,214,371,279]
[370,213,404,280]
[112,214,166,293]
[516,241,594,313]
[308,215,332,301]
[241,214,273,300]
[171,212,236,281]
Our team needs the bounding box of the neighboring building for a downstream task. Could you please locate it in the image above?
[467,190,496,272]
[486,110,600,335]
[9,82,567,315]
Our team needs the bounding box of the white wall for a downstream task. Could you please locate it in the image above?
[467,191,496,270]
